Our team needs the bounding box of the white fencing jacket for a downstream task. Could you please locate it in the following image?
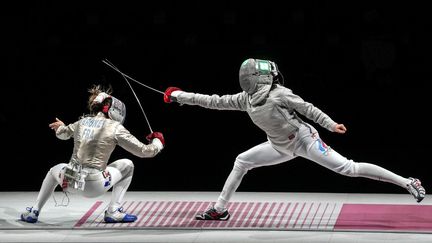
[56,112,162,170]
[175,84,337,153]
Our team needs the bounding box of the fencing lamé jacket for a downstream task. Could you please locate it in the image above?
[175,84,337,153]
[55,112,160,170]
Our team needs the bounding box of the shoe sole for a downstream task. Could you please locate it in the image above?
[195,214,230,221]
[417,196,425,203]
[21,215,37,223]
[104,217,137,223]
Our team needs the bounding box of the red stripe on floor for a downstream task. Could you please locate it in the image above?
[270,202,285,228]
[258,202,276,228]
[244,202,261,228]
[292,202,306,228]
[301,203,314,228]
[309,202,321,229]
[317,202,329,229]
[282,202,298,228]
[168,201,192,227]
[325,203,337,229]
[74,201,103,227]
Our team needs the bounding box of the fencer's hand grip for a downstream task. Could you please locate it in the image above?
[146,132,165,145]
[164,87,182,103]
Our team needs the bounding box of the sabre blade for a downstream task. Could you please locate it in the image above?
[102,60,164,95]
[103,59,154,133]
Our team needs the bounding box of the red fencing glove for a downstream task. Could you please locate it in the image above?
[164,87,182,103]
[146,132,165,146]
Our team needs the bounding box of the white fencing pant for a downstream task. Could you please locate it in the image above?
[32,159,134,214]
[215,125,411,211]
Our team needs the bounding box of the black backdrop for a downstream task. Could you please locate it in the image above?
[2,1,430,194]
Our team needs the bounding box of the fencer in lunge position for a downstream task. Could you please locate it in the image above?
[163,58,426,220]
[21,84,165,223]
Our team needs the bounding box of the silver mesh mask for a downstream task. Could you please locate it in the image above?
[93,92,127,124]
[239,58,279,94]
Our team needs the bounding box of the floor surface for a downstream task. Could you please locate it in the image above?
[1,191,432,242]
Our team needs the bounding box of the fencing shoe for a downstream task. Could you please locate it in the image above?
[104,207,137,223]
[195,205,230,220]
[407,177,426,203]
[21,207,39,223]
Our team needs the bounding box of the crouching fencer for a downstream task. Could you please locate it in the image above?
[21,84,165,223]
[163,58,426,220]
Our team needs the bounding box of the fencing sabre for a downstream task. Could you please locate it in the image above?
[102,59,164,95]
[102,59,154,133]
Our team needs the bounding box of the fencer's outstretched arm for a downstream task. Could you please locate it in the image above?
[164,87,248,111]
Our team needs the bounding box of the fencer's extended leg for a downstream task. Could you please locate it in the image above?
[21,163,66,223]
[104,159,137,223]
[196,141,295,220]
[296,131,425,202]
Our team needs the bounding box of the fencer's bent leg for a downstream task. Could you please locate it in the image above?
[33,163,67,212]
[215,141,295,211]
[80,159,136,223]
[295,132,410,188]
[105,159,135,212]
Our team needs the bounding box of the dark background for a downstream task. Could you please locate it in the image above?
[2,1,430,194]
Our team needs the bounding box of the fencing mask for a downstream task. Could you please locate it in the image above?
[239,58,279,94]
[93,92,127,124]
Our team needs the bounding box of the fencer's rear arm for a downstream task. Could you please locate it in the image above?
[281,88,336,132]
[55,122,78,140]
